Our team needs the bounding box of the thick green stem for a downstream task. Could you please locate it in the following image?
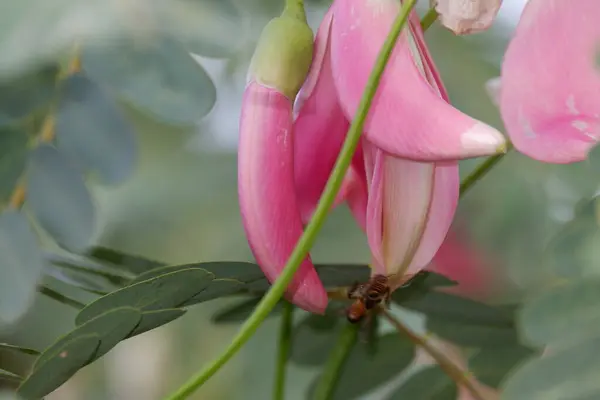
[420,8,439,31]
[312,324,359,400]
[273,302,294,400]
[162,1,418,399]
[460,141,513,197]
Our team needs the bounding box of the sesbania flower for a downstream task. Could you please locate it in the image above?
[497,0,600,163]
[293,0,506,289]
[238,2,328,313]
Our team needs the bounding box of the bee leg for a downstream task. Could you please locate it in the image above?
[359,313,373,343]
[347,282,360,299]
[383,288,392,309]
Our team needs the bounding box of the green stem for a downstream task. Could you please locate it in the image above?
[38,285,85,309]
[273,302,294,400]
[312,324,359,400]
[420,8,439,31]
[459,141,513,197]
[381,310,488,400]
[162,2,418,399]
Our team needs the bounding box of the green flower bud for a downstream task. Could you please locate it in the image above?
[248,2,314,100]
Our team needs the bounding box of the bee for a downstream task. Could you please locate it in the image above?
[346,274,392,324]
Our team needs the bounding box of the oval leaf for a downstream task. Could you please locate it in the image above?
[56,73,136,185]
[27,145,96,252]
[519,279,600,347]
[0,343,40,356]
[33,307,141,369]
[132,262,262,285]
[75,268,214,325]
[0,65,58,126]
[312,334,416,400]
[501,336,600,400]
[397,291,515,327]
[128,308,187,338]
[18,334,100,400]
[469,346,536,389]
[82,36,216,125]
[387,366,457,400]
[211,298,283,324]
[89,246,162,274]
[0,210,45,325]
[426,318,520,348]
[0,126,28,203]
[290,317,341,366]
[0,369,21,382]
[181,279,244,306]
[314,264,371,288]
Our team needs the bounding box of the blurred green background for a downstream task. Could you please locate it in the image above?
[3,0,600,399]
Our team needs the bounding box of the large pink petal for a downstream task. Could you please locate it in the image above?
[405,161,459,276]
[344,144,368,232]
[500,0,600,163]
[238,82,328,313]
[364,141,385,274]
[381,157,436,280]
[294,8,350,224]
[330,0,506,161]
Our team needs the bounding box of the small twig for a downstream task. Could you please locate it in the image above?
[420,8,439,31]
[312,323,359,400]
[38,285,86,310]
[273,301,294,400]
[460,142,513,197]
[380,309,489,400]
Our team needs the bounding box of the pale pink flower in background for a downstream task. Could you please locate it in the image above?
[427,229,496,299]
[432,0,503,35]
[499,0,600,163]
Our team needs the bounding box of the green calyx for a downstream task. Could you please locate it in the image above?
[248,2,314,100]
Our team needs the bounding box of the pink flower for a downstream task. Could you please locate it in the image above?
[499,0,600,163]
[427,229,496,299]
[293,0,506,286]
[238,6,328,313]
[433,0,503,35]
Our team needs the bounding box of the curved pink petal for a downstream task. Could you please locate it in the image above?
[381,157,436,280]
[293,8,350,224]
[500,0,600,163]
[238,82,328,313]
[405,161,459,276]
[344,144,368,232]
[330,0,506,161]
[364,141,385,274]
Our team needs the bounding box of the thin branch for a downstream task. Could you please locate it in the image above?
[380,309,489,400]
[273,301,294,400]
[460,142,513,197]
[312,323,359,400]
[38,285,86,310]
[420,7,439,31]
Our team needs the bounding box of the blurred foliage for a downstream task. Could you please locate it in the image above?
[0,1,599,399]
